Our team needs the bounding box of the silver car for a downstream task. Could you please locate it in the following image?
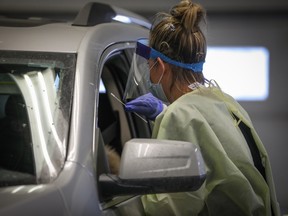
[0,2,206,215]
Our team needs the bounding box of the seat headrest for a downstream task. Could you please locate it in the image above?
[5,95,26,119]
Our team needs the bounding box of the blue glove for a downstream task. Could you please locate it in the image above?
[125,93,163,120]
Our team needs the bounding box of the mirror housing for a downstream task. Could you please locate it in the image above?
[99,139,206,200]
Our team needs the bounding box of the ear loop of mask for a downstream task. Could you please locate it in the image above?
[157,69,165,84]
[149,59,164,84]
[149,60,158,71]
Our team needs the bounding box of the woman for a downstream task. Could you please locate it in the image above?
[124,0,280,215]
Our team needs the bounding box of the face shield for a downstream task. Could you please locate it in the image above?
[123,38,205,102]
[123,39,152,102]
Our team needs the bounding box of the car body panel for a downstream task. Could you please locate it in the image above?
[0,15,150,215]
[0,23,88,52]
[0,22,148,53]
[0,184,67,216]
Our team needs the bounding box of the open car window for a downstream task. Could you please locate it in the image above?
[96,44,152,210]
[98,46,152,157]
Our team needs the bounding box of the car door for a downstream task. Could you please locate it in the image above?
[95,41,151,215]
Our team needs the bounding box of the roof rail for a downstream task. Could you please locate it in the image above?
[72,2,151,28]
[72,2,116,26]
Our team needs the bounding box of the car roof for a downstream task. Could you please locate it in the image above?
[0,2,150,53]
[0,23,90,52]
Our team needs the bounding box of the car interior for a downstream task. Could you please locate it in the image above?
[0,92,36,187]
[98,49,152,174]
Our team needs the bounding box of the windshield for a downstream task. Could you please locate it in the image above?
[0,51,76,185]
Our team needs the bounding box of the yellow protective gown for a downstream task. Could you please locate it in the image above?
[142,86,280,216]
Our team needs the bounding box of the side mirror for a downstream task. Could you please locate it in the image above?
[99,139,206,201]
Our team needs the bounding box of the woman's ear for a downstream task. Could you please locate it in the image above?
[156,57,166,74]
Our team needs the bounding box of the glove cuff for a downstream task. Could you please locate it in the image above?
[148,101,163,120]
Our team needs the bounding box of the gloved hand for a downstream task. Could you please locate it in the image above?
[125,93,163,120]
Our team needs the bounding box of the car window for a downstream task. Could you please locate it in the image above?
[97,44,151,211]
[0,51,76,186]
[99,48,152,156]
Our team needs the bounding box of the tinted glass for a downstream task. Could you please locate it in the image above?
[0,51,76,185]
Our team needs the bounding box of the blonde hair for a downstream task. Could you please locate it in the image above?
[150,0,207,88]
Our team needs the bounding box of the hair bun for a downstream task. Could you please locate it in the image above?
[170,0,205,33]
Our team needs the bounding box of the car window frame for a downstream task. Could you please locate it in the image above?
[95,41,150,211]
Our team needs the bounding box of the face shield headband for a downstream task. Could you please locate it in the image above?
[136,39,204,72]
[123,39,205,102]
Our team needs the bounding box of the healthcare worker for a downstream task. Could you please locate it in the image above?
[123,0,280,215]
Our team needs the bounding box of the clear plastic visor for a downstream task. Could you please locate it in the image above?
[123,39,152,102]
[123,38,205,102]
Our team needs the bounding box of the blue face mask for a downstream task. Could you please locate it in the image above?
[147,78,169,103]
[147,62,169,103]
